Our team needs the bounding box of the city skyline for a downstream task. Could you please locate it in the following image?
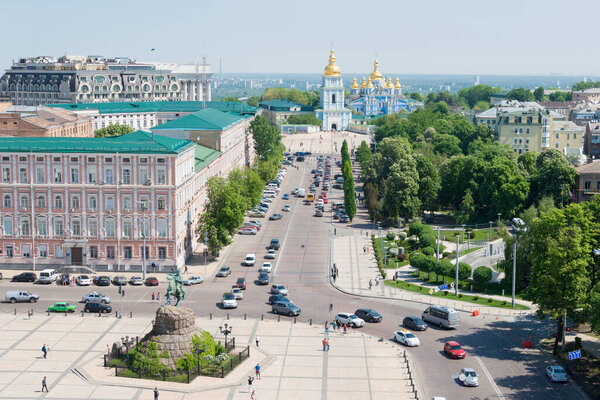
[2,0,599,76]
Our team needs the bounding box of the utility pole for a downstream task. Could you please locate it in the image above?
[204,231,208,277]
[455,235,459,296]
[141,202,147,280]
[436,226,440,262]
[512,240,517,308]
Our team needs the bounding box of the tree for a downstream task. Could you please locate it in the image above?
[453,189,475,224]
[458,262,472,281]
[261,87,319,107]
[531,149,577,206]
[220,97,242,103]
[473,266,492,288]
[341,139,350,166]
[548,91,572,101]
[457,85,501,108]
[382,163,420,223]
[506,88,535,102]
[432,134,462,157]
[356,141,372,166]
[94,123,133,138]
[249,115,281,160]
[437,259,454,282]
[246,96,260,107]
[572,81,600,92]
[285,113,322,126]
[342,160,356,220]
[414,154,440,213]
[533,87,545,101]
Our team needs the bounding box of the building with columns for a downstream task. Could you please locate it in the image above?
[315,50,351,131]
[149,61,212,102]
[0,130,247,271]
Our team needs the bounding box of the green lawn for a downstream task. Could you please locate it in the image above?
[384,280,529,310]
[446,246,482,259]
[439,229,501,242]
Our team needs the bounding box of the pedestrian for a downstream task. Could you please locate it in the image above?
[363,246,366,254]
[369,279,372,290]
[152,292,155,301]
[42,344,47,359]
[157,293,161,301]
[255,336,260,347]
[334,228,337,235]
[41,376,48,392]
[324,321,329,334]
[184,265,188,274]
[375,278,380,287]
[154,387,159,400]
[333,273,336,282]
[251,390,256,400]
[343,324,347,334]
[28,308,32,320]
[248,376,254,393]
[322,337,328,351]
[106,344,110,355]
[332,321,337,332]
[255,363,261,379]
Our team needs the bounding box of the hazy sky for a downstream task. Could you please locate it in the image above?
[2,0,597,76]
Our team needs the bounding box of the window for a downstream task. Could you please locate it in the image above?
[36,166,45,183]
[19,156,27,162]
[139,168,149,185]
[3,195,11,208]
[71,195,80,209]
[140,157,148,163]
[21,219,30,235]
[158,247,167,259]
[157,168,166,184]
[72,220,81,236]
[157,197,166,210]
[70,168,79,183]
[556,133,559,139]
[574,133,577,140]
[513,138,517,144]
[22,244,30,258]
[157,219,167,237]
[122,168,131,184]
[105,167,114,184]
[123,219,132,237]
[88,219,98,237]
[140,197,149,210]
[3,217,13,235]
[55,245,63,258]
[105,219,115,237]
[123,196,132,210]
[6,245,13,258]
[19,167,27,183]
[585,181,591,190]
[124,247,132,259]
[106,196,114,210]
[140,218,150,237]
[20,195,29,209]
[54,195,63,209]
[54,219,64,235]
[597,181,600,191]
[87,166,96,183]
[526,128,529,134]
[89,246,98,259]
[53,167,62,183]
[106,246,115,259]
[2,167,9,183]
[89,195,97,209]
[37,217,47,235]
[38,245,47,258]
[140,246,149,259]
[555,143,559,148]
[36,195,46,208]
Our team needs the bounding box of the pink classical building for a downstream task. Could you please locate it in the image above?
[0,130,247,272]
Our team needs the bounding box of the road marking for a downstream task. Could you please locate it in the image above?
[475,355,505,400]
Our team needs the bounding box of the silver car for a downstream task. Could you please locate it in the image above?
[81,292,111,304]
[183,275,204,285]
[459,368,479,387]
[216,267,231,277]
[335,312,365,328]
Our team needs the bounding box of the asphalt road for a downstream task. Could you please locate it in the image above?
[0,153,586,400]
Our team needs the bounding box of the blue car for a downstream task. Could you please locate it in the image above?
[283,194,290,200]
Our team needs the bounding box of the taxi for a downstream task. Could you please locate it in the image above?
[393,329,420,347]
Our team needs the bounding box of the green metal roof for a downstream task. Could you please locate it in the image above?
[194,145,221,172]
[0,131,196,154]
[49,101,258,115]
[258,100,314,112]
[151,108,247,131]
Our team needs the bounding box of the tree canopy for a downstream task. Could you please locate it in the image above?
[94,123,133,138]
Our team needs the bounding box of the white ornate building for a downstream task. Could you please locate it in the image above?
[315,50,351,131]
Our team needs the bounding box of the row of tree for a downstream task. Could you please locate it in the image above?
[341,140,356,220]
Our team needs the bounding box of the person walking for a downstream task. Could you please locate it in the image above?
[322,337,328,351]
[42,344,48,359]
[375,278,380,287]
[41,376,49,392]
[369,279,372,290]
[184,265,188,274]
[255,336,260,347]
[343,324,348,334]
[255,363,261,379]
[157,293,161,301]
[247,376,254,393]
[28,308,32,320]
[324,321,329,334]
[334,228,337,235]
[152,292,155,301]
[363,246,366,254]
[332,321,337,332]
[153,387,159,400]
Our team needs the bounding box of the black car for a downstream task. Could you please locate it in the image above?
[403,316,428,331]
[296,156,305,162]
[355,308,382,323]
[268,239,280,250]
[96,276,111,286]
[257,272,270,285]
[12,272,37,282]
[84,302,113,313]
[268,294,290,305]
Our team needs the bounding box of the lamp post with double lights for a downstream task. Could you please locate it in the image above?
[219,323,233,349]
[193,343,206,374]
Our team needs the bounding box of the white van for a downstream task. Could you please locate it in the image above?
[297,188,306,197]
[421,306,460,328]
[263,191,277,198]
[39,269,57,284]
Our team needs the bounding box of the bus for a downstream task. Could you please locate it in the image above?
[421,306,460,328]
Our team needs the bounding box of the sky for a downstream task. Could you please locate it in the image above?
[1,0,597,76]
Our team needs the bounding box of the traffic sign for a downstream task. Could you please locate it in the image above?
[569,350,582,360]
[439,284,448,290]
[429,289,434,295]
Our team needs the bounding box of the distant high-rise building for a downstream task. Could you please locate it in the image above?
[475,75,480,86]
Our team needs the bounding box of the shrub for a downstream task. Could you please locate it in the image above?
[438,244,446,253]
[422,247,434,256]
[388,247,399,257]
[473,296,479,301]
[398,231,407,241]
[575,336,583,349]
[397,253,407,261]
[458,262,472,281]
[386,231,396,241]
[408,222,426,238]
[458,294,463,298]
[487,298,493,303]
[419,233,436,249]
[442,252,451,258]
[473,266,492,287]
[443,290,449,295]
[502,300,507,305]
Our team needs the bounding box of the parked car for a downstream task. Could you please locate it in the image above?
[403,316,428,331]
[257,272,270,285]
[11,272,37,283]
[339,214,349,223]
[268,294,290,305]
[183,276,204,286]
[234,278,247,290]
[269,213,283,221]
[265,249,277,259]
[216,267,232,277]
[238,227,257,235]
[232,288,244,300]
[76,275,91,286]
[221,293,237,309]
[459,368,479,387]
[5,290,39,303]
[314,210,323,217]
[130,276,144,285]
[95,276,111,286]
[248,211,266,218]
[82,292,111,304]
[269,239,280,250]
[272,301,301,316]
[394,329,420,346]
[270,284,288,295]
[243,254,256,266]
[145,277,159,286]
[112,276,128,286]
[354,309,382,323]
[546,365,568,383]
[84,302,112,313]
[444,341,466,359]
[48,302,76,313]
[259,262,272,273]
[335,313,365,328]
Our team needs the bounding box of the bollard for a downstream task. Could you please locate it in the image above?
[129,311,132,318]
[47,310,50,316]
[81,310,84,317]
[294,316,297,324]
[115,366,118,376]
[227,313,229,320]
[210,313,212,320]
[310,318,312,326]
[261,314,263,321]
[64,310,67,317]
[14,308,16,315]
[98,311,101,318]
[104,354,107,367]
[244,313,246,320]
[278,315,280,322]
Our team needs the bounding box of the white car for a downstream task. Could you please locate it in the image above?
[232,288,244,300]
[76,275,91,286]
[546,365,568,383]
[291,188,300,195]
[265,249,277,259]
[248,220,262,227]
[243,253,256,266]
[183,275,204,286]
[261,197,273,203]
[393,329,420,347]
[238,228,257,235]
[271,284,288,296]
[459,368,480,387]
[282,205,291,212]
[129,276,143,285]
[335,313,365,328]
[259,262,272,273]
[82,292,111,304]
[221,293,237,309]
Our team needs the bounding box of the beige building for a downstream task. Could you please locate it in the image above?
[575,161,600,202]
[551,120,584,150]
[572,88,600,102]
[0,105,93,138]
[496,109,552,154]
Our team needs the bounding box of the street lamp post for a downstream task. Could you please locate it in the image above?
[219,323,233,349]
[512,239,517,308]
[141,202,147,280]
[497,213,502,226]
[193,343,206,374]
[436,226,440,262]
[489,221,493,243]
[455,235,460,296]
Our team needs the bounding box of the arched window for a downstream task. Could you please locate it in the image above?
[332,94,336,104]
[3,195,11,208]
[20,195,29,209]
[54,195,62,209]
[36,195,46,208]
[71,195,79,209]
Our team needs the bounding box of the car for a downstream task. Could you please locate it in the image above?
[248,211,266,218]
[269,239,280,250]
[333,183,343,190]
[268,294,290,305]
[112,276,128,286]
[291,188,299,195]
[216,267,231,277]
[5,290,39,303]
[221,293,237,309]
[270,284,288,295]
[282,205,291,212]
[76,275,91,286]
[314,210,323,217]
[238,227,257,235]
[58,274,71,286]
[403,316,428,331]
[84,302,113,313]
[261,197,273,203]
[243,254,256,266]
[145,277,159,286]
[444,341,466,359]
[243,223,260,230]
[339,214,349,223]
[282,159,292,165]
[259,262,272,273]
[332,213,339,220]
[394,329,420,346]
[459,368,479,387]
[232,288,244,300]
[546,365,568,383]
[335,313,365,328]
[11,272,37,283]
[272,301,301,316]
[234,278,247,290]
[322,197,328,203]
[354,309,382,323]
[248,220,262,227]
[130,276,144,285]
[82,292,111,304]
[283,193,290,200]
[257,272,270,285]
[183,276,204,285]
[311,169,318,174]
[269,213,283,221]
[95,276,111,286]
[48,302,76,313]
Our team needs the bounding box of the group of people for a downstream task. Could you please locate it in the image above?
[368,277,381,290]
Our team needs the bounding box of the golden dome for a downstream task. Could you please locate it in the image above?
[394,78,402,89]
[350,77,359,89]
[366,78,374,89]
[369,59,383,81]
[323,49,341,77]
[359,77,367,88]
[385,77,394,88]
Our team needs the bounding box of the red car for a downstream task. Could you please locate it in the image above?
[145,277,159,286]
[444,341,466,359]
[234,278,247,290]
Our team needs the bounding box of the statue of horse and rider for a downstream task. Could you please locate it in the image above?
[165,270,187,306]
